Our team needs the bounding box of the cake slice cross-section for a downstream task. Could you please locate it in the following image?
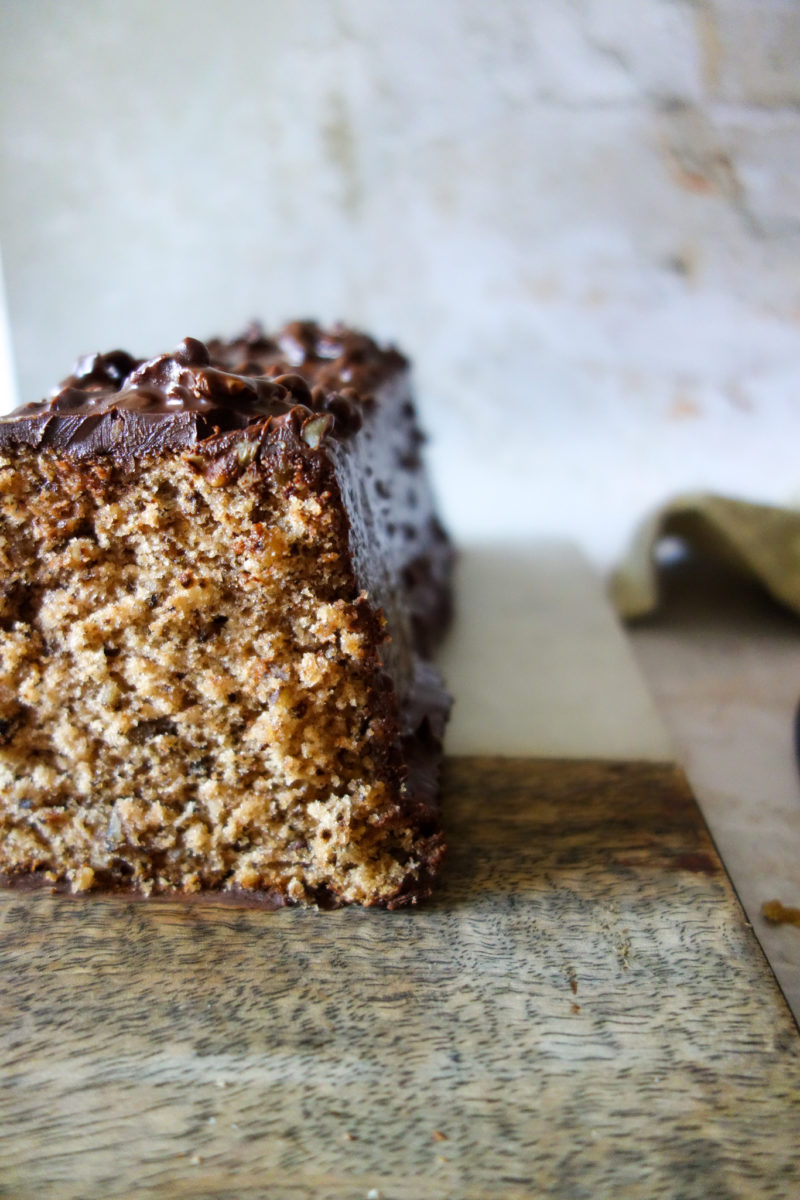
[0,322,452,907]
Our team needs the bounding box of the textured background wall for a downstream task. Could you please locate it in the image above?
[1,0,799,562]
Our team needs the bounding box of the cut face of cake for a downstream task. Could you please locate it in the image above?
[0,323,452,907]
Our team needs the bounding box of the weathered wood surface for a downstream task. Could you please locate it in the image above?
[0,758,798,1200]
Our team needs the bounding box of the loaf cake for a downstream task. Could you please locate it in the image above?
[0,322,452,907]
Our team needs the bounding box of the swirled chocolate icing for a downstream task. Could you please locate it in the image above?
[207,319,407,392]
[0,323,405,461]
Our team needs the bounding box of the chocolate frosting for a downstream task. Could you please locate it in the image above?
[0,323,406,461]
[206,319,407,393]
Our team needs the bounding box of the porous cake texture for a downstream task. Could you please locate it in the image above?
[0,323,452,907]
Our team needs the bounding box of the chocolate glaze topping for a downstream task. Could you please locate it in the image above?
[0,323,405,461]
[207,319,407,393]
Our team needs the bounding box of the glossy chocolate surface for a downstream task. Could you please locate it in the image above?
[0,323,403,459]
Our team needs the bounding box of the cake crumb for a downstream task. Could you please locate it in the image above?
[70,866,95,892]
[762,898,800,927]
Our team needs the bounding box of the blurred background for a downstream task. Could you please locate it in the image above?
[1,0,799,565]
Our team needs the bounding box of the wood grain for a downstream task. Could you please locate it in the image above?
[0,758,798,1200]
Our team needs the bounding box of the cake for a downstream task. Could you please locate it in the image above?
[0,322,452,908]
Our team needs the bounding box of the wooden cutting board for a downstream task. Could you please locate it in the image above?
[1,756,798,1200]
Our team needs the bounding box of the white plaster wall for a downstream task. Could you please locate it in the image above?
[1,0,799,564]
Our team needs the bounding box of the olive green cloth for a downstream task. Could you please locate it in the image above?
[611,493,800,621]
